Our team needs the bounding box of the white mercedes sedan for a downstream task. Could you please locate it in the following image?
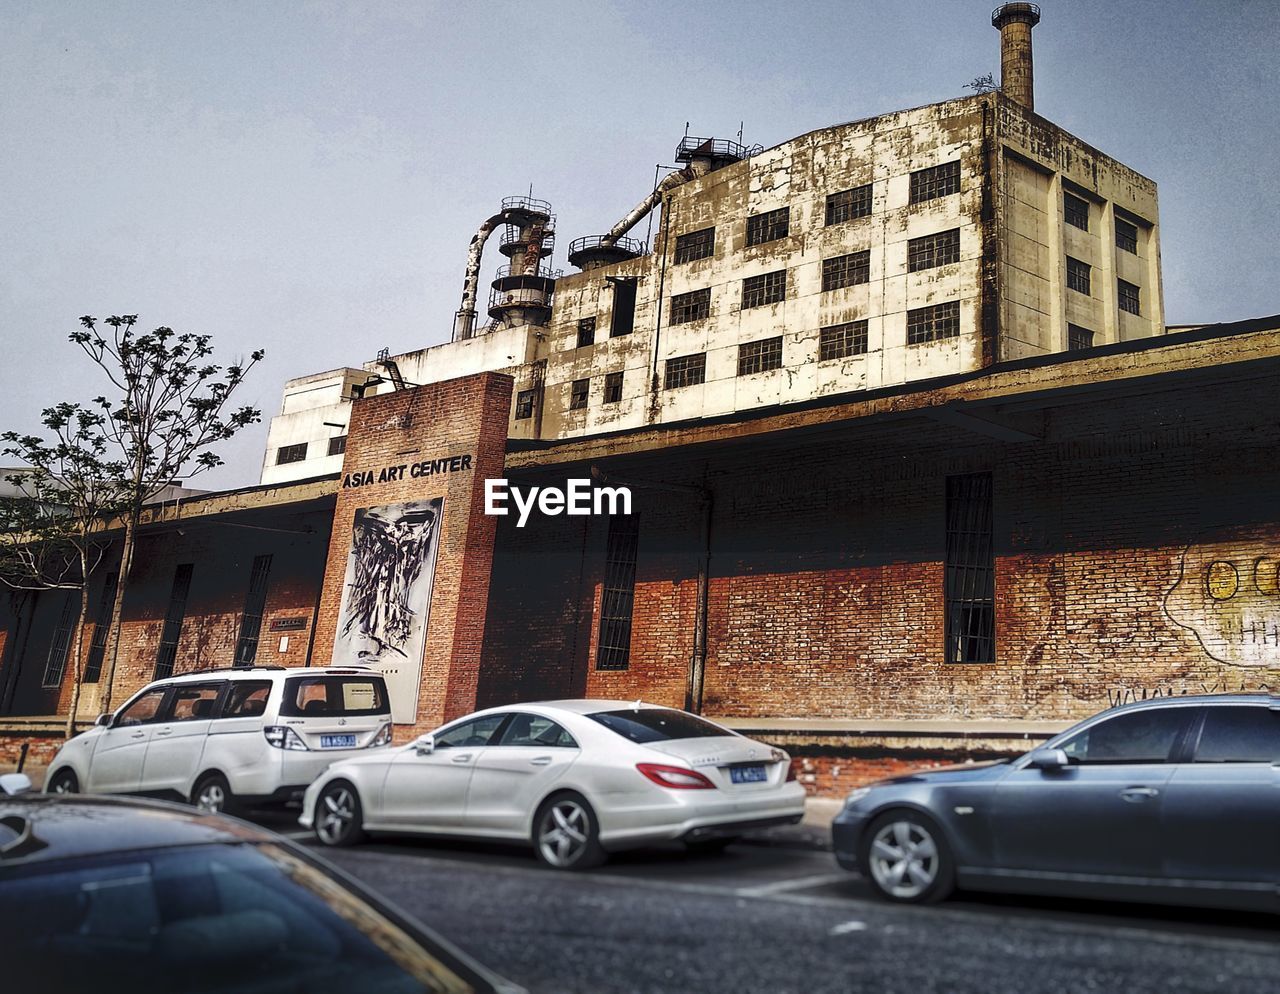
[299,700,806,869]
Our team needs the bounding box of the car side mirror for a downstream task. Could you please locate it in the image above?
[94,713,112,728]
[0,773,32,797]
[413,734,435,756]
[1028,748,1070,771]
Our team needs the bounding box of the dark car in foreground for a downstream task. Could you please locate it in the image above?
[833,694,1280,911]
[0,786,525,993]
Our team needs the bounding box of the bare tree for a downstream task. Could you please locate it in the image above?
[965,72,999,94]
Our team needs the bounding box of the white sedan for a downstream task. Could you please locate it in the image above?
[299,700,806,869]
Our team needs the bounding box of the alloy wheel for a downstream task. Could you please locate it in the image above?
[196,780,227,814]
[48,770,78,794]
[537,799,592,868]
[867,819,940,900]
[317,785,357,845]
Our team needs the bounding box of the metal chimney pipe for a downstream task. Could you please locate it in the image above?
[600,167,695,246]
[452,212,506,341]
[992,3,1041,111]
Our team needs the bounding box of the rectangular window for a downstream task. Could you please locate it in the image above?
[41,594,77,688]
[742,270,787,309]
[83,572,118,684]
[909,160,960,204]
[570,377,589,411]
[576,317,596,349]
[1066,256,1091,295]
[746,206,789,246]
[1063,192,1090,231]
[664,353,706,389]
[514,388,536,420]
[907,229,961,272]
[1193,707,1280,763]
[670,288,711,325]
[819,320,869,361]
[906,301,961,344]
[327,435,347,457]
[597,513,640,670]
[603,371,624,405]
[826,184,873,225]
[610,277,637,337]
[737,336,783,376]
[1115,217,1139,254]
[945,473,995,665]
[276,442,307,465]
[674,227,715,264]
[1118,279,1141,315]
[1067,324,1094,351]
[233,554,273,667]
[822,251,871,291]
[154,563,194,680]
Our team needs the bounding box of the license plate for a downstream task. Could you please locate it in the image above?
[729,765,767,784]
[320,734,357,749]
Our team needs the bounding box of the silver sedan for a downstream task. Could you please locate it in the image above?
[300,700,806,869]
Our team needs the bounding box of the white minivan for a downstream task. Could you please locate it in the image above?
[44,665,393,813]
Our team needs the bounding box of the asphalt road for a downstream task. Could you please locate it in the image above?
[264,818,1280,994]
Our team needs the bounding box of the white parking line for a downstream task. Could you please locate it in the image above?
[828,920,868,935]
[736,872,851,897]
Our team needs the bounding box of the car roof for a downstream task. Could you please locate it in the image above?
[155,665,379,685]
[518,699,673,716]
[1101,692,1279,714]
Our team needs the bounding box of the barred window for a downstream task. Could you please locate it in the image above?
[670,288,711,324]
[664,353,706,389]
[276,442,307,465]
[570,377,589,410]
[826,184,872,225]
[737,337,783,376]
[906,301,961,344]
[907,229,961,272]
[41,594,77,688]
[1067,256,1091,295]
[1118,279,1141,315]
[154,563,194,680]
[1063,192,1090,231]
[742,270,787,309]
[604,371,624,404]
[577,317,596,348]
[945,473,995,665]
[821,251,871,291]
[1115,217,1139,254]
[819,320,868,361]
[675,227,715,264]
[515,388,536,420]
[327,435,347,457]
[234,554,273,667]
[746,207,789,246]
[1067,324,1094,351]
[909,160,960,204]
[597,513,640,670]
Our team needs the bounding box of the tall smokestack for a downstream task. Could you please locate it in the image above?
[992,3,1041,110]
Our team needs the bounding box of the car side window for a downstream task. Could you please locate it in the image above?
[434,714,508,749]
[223,681,274,719]
[497,714,578,748]
[168,683,224,722]
[1194,706,1280,763]
[115,688,170,727]
[1058,708,1189,765]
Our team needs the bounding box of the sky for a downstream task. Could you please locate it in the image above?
[2,0,1278,490]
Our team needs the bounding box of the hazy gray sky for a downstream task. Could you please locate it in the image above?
[3,0,1277,488]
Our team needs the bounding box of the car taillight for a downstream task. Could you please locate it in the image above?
[785,761,797,782]
[263,726,310,751]
[636,763,716,790]
[369,722,392,748]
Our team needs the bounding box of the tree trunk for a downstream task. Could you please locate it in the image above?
[64,573,91,740]
[99,514,138,713]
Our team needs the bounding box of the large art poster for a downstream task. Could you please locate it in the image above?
[332,498,443,723]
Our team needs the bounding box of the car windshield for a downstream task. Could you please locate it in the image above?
[279,675,390,717]
[588,708,736,744]
[0,841,477,994]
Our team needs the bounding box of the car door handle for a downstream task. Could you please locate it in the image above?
[1119,786,1159,802]
[530,756,553,766]
[155,729,173,737]
[451,753,473,763]
[131,731,146,739]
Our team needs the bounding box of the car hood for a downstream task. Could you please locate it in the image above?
[874,759,1010,787]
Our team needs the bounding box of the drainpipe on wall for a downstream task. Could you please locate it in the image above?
[687,489,714,714]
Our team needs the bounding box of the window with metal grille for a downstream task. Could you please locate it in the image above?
[1066,256,1091,295]
[577,317,596,348]
[1118,279,1141,315]
[945,473,995,665]
[570,378,589,410]
[1067,324,1094,351]
[822,252,871,291]
[327,435,347,457]
[1115,217,1139,254]
[742,270,786,309]
[515,389,536,420]
[907,229,961,272]
[746,207,789,246]
[597,513,640,670]
[819,320,869,361]
[233,555,273,667]
[276,443,307,465]
[1063,192,1089,231]
[909,160,960,204]
[670,288,711,324]
[674,227,715,264]
[737,337,783,376]
[41,594,78,688]
[826,184,872,225]
[906,301,961,344]
[604,371,623,404]
[664,353,706,389]
[154,563,194,679]
[610,277,637,337]
[83,572,118,683]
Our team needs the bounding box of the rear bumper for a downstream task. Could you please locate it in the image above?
[598,783,807,849]
[237,784,312,809]
[681,813,803,842]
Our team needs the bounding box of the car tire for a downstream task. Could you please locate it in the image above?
[314,781,365,847]
[533,792,606,871]
[191,773,237,817]
[685,836,738,856]
[861,810,954,904]
[46,768,79,795]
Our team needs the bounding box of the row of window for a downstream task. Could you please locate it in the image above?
[1065,257,1142,314]
[275,435,347,466]
[1062,191,1142,254]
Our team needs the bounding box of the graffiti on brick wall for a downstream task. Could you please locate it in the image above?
[1163,539,1280,667]
[1105,679,1272,708]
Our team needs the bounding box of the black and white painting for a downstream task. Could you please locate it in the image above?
[332,498,443,722]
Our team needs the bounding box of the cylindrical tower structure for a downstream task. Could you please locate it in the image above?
[992,3,1041,110]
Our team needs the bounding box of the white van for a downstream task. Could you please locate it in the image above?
[43,665,393,813]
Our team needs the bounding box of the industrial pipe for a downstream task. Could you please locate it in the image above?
[600,167,695,247]
[453,211,509,342]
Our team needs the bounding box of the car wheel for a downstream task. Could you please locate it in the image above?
[314,781,365,847]
[46,768,79,795]
[685,836,738,856]
[192,773,236,816]
[861,811,954,904]
[533,792,606,871]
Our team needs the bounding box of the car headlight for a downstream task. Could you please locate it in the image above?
[844,786,872,808]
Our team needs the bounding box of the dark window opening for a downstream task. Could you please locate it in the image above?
[906,301,961,344]
[746,207,789,246]
[514,389,536,420]
[1063,192,1090,231]
[1067,324,1094,351]
[154,563,194,680]
[945,473,995,665]
[674,227,715,264]
[1118,279,1141,315]
[610,278,638,337]
[576,317,596,349]
[664,353,706,390]
[909,160,960,204]
[276,443,307,465]
[826,185,873,225]
[233,555,273,667]
[742,270,786,309]
[670,288,711,325]
[819,321,868,361]
[83,572,118,684]
[1115,217,1139,254]
[597,513,640,670]
[1066,256,1091,295]
[822,251,871,291]
[570,378,589,411]
[327,435,347,457]
[907,229,961,272]
[737,337,783,376]
[41,594,77,688]
[603,371,624,405]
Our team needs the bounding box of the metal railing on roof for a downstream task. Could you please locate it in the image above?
[675,136,764,163]
[567,234,646,258]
